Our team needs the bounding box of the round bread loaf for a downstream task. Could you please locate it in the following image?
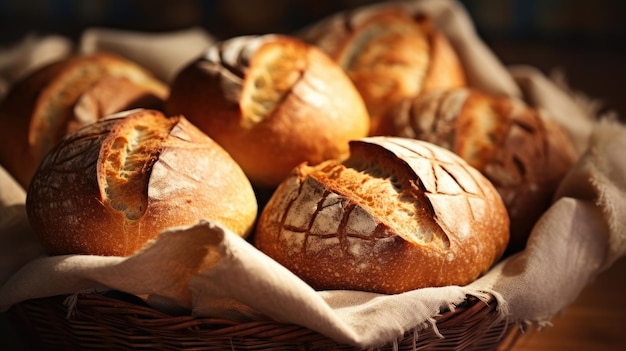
[0,52,168,189]
[255,137,509,294]
[26,109,257,256]
[387,88,577,253]
[165,34,370,188]
[298,5,466,135]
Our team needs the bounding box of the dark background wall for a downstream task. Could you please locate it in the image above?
[0,0,624,43]
[0,0,624,116]
[0,0,624,41]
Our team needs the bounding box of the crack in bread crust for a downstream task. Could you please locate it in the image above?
[203,35,308,128]
[338,12,430,118]
[281,140,454,256]
[256,137,510,293]
[241,40,307,127]
[101,113,178,220]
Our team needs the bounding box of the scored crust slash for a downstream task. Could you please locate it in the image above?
[256,137,509,294]
[166,34,370,188]
[26,109,258,257]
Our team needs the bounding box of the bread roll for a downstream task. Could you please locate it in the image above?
[388,88,577,253]
[298,5,466,135]
[26,109,257,256]
[0,53,168,189]
[165,34,370,188]
[255,137,509,294]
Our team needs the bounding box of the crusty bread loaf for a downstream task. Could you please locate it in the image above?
[26,109,257,256]
[165,34,370,188]
[255,137,509,294]
[0,52,168,189]
[387,88,577,253]
[299,6,466,136]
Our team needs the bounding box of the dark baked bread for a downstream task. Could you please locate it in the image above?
[166,34,370,188]
[26,109,257,256]
[0,53,168,189]
[387,88,577,252]
[299,5,466,135]
[255,137,509,294]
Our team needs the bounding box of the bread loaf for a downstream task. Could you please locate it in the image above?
[387,88,577,253]
[165,34,370,188]
[26,109,257,256]
[255,137,509,294]
[299,5,466,136]
[0,53,168,188]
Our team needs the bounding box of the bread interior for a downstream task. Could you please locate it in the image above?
[305,141,445,246]
[337,12,430,103]
[101,113,177,220]
[240,41,306,127]
[33,58,167,160]
[35,64,108,158]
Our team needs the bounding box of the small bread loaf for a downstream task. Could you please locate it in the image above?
[26,109,257,256]
[299,5,466,135]
[165,34,370,188]
[387,88,577,253]
[255,137,509,294]
[0,53,168,188]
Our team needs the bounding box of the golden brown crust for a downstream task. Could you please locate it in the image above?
[387,88,577,253]
[165,34,369,187]
[421,27,467,93]
[255,137,509,294]
[71,76,165,134]
[26,109,258,256]
[0,53,168,189]
[299,6,466,136]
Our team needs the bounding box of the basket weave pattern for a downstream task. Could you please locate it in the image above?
[9,292,519,350]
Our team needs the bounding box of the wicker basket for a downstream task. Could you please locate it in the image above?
[7,291,521,350]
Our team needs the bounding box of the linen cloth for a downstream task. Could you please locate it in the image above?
[1,0,624,348]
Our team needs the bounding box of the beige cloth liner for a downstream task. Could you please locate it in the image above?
[1,0,624,348]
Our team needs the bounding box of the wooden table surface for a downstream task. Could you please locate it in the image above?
[504,255,626,351]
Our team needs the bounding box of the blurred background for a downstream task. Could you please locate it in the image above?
[0,0,624,43]
[0,0,624,118]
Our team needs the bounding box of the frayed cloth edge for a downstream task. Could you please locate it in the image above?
[62,289,109,319]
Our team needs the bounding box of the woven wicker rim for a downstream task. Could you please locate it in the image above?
[9,291,519,350]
